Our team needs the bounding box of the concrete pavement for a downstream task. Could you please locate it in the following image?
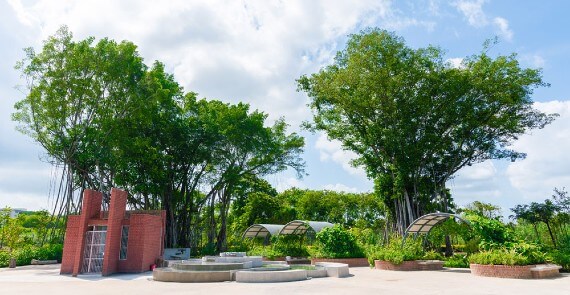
[1,264,568,295]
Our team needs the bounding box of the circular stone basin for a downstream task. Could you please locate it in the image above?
[153,267,232,283]
[249,264,291,271]
[173,262,245,271]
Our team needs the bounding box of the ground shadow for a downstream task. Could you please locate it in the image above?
[441,268,471,274]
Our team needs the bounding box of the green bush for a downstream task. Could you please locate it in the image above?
[0,250,9,267]
[15,245,37,265]
[248,245,281,259]
[443,254,469,268]
[468,242,547,266]
[271,235,309,257]
[366,236,425,265]
[549,250,570,271]
[423,250,443,260]
[0,244,63,268]
[311,225,364,258]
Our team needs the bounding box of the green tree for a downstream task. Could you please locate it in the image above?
[13,26,147,216]
[298,28,556,233]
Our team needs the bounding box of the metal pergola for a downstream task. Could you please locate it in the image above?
[242,224,285,239]
[278,220,334,235]
[402,212,470,244]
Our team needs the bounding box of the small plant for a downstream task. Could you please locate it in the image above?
[422,250,443,261]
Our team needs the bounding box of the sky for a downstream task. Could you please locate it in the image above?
[1,0,569,217]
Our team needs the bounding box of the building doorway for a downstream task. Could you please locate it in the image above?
[81,226,107,273]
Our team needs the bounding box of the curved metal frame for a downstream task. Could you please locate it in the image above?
[242,224,285,239]
[402,213,471,245]
[278,220,334,236]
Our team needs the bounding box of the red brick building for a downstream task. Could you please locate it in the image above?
[60,188,165,276]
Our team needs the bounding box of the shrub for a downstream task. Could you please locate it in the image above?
[271,235,309,257]
[468,242,548,267]
[15,245,37,265]
[423,250,443,260]
[311,225,365,258]
[443,254,469,268]
[0,250,9,268]
[366,236,425,265]
[549,250,570,271]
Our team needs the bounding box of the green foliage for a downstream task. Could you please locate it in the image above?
[298,28,556,232]
[469,242,547,266]
[0,244,63,268]
[465,213,514,245]
[548,250,570,270]
[443,254,469,268]
[270,235,309,258]
[423,250,443,260]
[469,249,529,266]
[0,251,9,267]
[311,225,365,258]
[366,236,425,265]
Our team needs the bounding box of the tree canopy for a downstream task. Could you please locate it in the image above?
[13,26,305,251]
[298,28,557,233]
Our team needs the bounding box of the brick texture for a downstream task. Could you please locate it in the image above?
[59,188,165,277]
[470,264,533,279]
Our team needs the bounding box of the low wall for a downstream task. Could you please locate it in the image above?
[235,269,307,283]
[470,264,533,279]
[470,264,561,279]
[311,257,369,267]
[374,260,444,271]
[152,268,232,282]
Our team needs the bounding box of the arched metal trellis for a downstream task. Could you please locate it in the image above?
[402,212,470,245]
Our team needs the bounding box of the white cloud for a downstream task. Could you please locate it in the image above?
[493,17,513,41]
[447,57,464,68]
[322,183,361,193]
[506,101,570,202]
[522,54,546,68]
[273,176,306,192]
[315,133,367,178]
[453,0,488,27]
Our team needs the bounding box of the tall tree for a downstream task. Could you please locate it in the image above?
[13,26,146,216]
[298,28,556,233]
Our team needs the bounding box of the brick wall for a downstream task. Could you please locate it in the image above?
[375,260,420,271]
[60,215,80,274]
[71,190,103,276]
[102,188,127,276]
[470,264,533,279]
[60,188,165,276]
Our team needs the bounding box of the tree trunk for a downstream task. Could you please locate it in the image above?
[444,235,453,257]
[545,222,557,248]
[532,223,541,242]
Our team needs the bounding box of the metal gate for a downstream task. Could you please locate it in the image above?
[81,226,107,273]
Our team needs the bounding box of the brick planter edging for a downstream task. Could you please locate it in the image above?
[470,264,533,279]
[470,264,561,279]
[374,260,444,271]
[311,257,369,267]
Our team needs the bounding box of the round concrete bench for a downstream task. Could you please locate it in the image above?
[235,269,307,283]
[314,262,350,278]
[153,268,232,282]
[173,262,247,271]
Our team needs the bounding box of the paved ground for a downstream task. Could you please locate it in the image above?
[1,264,568,295]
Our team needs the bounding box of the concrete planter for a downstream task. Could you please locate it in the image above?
[311,257,369,267]
[374,260,444,271]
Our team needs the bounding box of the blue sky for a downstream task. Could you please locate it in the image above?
[1,0,569,217]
